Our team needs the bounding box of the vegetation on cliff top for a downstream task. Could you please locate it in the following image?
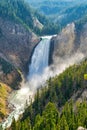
[0,0,60,35]
[26,0,87,28]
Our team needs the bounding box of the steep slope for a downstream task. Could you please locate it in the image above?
[51,23,76,58]
[0,57,22,89]
[9,59,87,130]
[0,83,11,122]
[50,18,87,66]
[0,0,40,75]
[0,0,42,34]
[0,17,39,74]
[58,4,87,27]
[0,0,40,122]
[26,0,77,16]
[0,0,60,35]
[27,0,87,29]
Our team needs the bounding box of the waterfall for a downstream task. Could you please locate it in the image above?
[0,36,52,129]
[28,37,51,79]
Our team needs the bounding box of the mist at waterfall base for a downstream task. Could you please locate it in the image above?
[9,43,85,111]
[27,50,85,92]
[1,36,85,129]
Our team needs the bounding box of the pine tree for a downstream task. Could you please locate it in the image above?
[60,114,69,130]
[42,102,59,130]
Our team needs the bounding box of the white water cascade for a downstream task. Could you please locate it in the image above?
[28,37,51,79]
[0,36,52,129]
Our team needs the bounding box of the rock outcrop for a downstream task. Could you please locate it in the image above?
[50,23,76,64]
[0,16,40,88]
[0,17,39,76]
[50,22,87,66]
[79,23,87,55]
[53,23,75,57]
[77,126,87,130]
[0,57,22,89]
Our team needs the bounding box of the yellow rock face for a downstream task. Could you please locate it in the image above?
[0,83,11,122]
